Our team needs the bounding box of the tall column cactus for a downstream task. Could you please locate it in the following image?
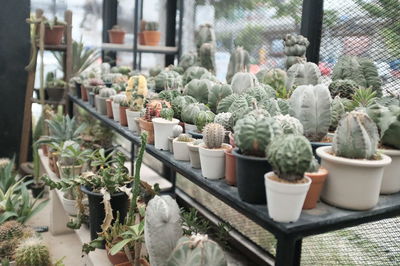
[202,123,225,149]
[199,42,216,73]
[196,24,216,55]
[179,52,198,71]
[144,195,183,266]
[283,34,309,69]
[226,46,251,83]
[286,62,321,90]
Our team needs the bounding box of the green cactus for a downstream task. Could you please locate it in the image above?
[286,62,321,91]
[145,21,159,31]
[182,66,209,86]
[200,72,218,82]
[195,110,215,132]
[289,84,332,142]
[15,238,51,266]
[234,114,283,157]
[171,95,197,120]
[149,65,163,77]
[351,87,377,109]
[181,103,209,124]
[158,89,180,103]
[166,234,227,266]
[99,87,116,98]
[247,84,276,102]
[274,114,304,135]
[184,79,213,104]
[172,125,183,137]
[216,93,239,113]
[199,43,216,73]
[0,238,19,261]
[228,96,252,127]
[178,52,198,71]
[0,220,24,242]
[259,98,289,116]
[307,157,320,173]
[333,111,379,159]
[196,24,216,55]
[202,123,225,149]
[168,65,184,75]
[283,34,309,69]
[155,70,182,91]
[258,68,288,98]
[214,112,233,131]
[177,134,193,142]
[230,72,258,94]
[112,94,126,104]
[160,106,174,121]
[330,96,348,131]
[267,135,313,181]
[328,79,359,99]
[226,46,251,83]
[208,84,233,113]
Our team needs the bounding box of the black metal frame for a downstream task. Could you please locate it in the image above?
[68,94,400,266]
[102,0,118,65]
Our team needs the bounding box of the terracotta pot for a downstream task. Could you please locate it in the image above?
[106,99,114,118]
[44,25,65,45]
[303,167,328,209]
[143,31,160,46]
[138,118,154,144]
[225,148,236,186]
[138,32,145,45]
[119,106,129,126]
[108,29,126,44]
[81,85,88,101]
[106,245,129,265]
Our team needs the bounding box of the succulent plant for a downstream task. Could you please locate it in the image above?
[330,96,347,131]
[200,72,218,82]
[228,96,252,126]
[267,135,313,181]
[259,98,289,116]
[216,93,239,113]
[168,65,185,75]
[226,46,251,83]
[202,123,225,149]
[0,238,19,261]
[286,62,321,91]
[155,70,182,91]
[0,220,24,242]
[160,106,175,121]
[15,237,51,266]
[234,114,283,157]
[247,84,275,102]
[171,95,197,120]
[199,43,216,73]
[351,87,377,109]
[274,114,304,135]
[289,84,332,142]
[158,89,181,103]
[176,134,193,142]
[195,110,215,132]
[214,112,233,131]
[182,66,209,86]
[181,103,210,124]
[145,21,159,31]
[166,234,227,266]
[112,94,126,104]
[184,79,213,104]
[99,87,116,98]
[230,72,258,94]
[208,84,233,113]
[333,111,379,159]
[307,156,320,173]
[258,68,288,98]
[144,195,183,266]
[283,34,309,69]
[178,52,198,71]
[196,24,216,55]
[149,65,163,77]
[328,79,359,99]
[172,125,183,137]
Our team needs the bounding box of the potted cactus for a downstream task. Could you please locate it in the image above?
[316,111,392,210]
[173,134,195,161]
[43,17,66,45]
[125,75,148,132]
[226,46,250,84]
[233,113,283,204]
[143,21,160,46]
[15,237,51,266]
[199,123,231,180]
[283,34,309,69]
[119,98,130,127]
[96,87,116,115]
[45,72,67,102]
[286,62,321,91]
[187,110,215,139]
[0,221,34,264]
[187,139,203,169]
[111,94,126,122]
[303,157,328,210]
[184,79,213,104]
[108,25,126,44]
[153,104,179,150]
[181,103,210,132]
[168,125,183,153]
[265,135,313,223]
[139,100,171,144]
[230,72,258,94]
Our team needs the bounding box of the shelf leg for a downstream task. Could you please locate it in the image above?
[275,236,302,266]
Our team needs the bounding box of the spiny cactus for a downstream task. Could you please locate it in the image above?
[289,84,332,142]
[230,72,258,94]
[155,70,182,91]
[158,89,180,103]
[172,125,183,137]
[182,66,209,86]
[144,195,183,266]
[274,114,304,135]
[99,87,116,98]
[15,238,51,266]
[228,96,252,126]
[196,24,216,55]
[195,110,215,132]
[330,96,347,131]
[258,68,288,97]
[181,103,209,124]
[214,112,233,131]
[160,107,174,121]
[208,84,233,113]
[234,114,283,157]
[307,157,320,173]
[283,34,309,69]
[286,62,321,90]
[184,79,213,104]
[177,134,193,142]
[202,123,225,149]
[226,46,251,83]
[0,220,24,242]
[333,111,379,159]
[267,135,313,181]
[328,79,359,99]
[0,238,19,261]
[166,234,227,266]
[179,52,198,71]
[171,95,197,120]
[112,94,126,104]
[199,43,216,73]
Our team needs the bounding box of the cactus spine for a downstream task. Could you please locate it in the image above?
[214,112,233,131]
[15,238,51,266]
[226,46,251,83]
[274,114,304,135]
[202,123,225,149]
[0,220,25,242]
[267,135,313,181]
[333,111,379,159]
[283,34,309,69]
[144,195,183,266]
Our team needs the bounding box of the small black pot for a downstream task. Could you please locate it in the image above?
[75,82,82,98]
[88,92,95,107]
[31,183,45,198]
[311,142,332,163]
[81,186,129,247]
[233,148,271,204]
[188,130,203,139]
[105,82,112,88]
[46,87,65,102]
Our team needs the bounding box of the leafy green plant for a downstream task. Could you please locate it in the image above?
[0,157,17,192]
[351,87,377,109]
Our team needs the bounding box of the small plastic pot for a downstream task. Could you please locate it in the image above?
[44,25,65,45]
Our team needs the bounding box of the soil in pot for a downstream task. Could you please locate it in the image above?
[139,118,154,144]
[225,148,236,186]
[119,106,129,126]
[106,99,114,118]
[31,183,45,198]
[232,148,271,204]
[81,85,88,101]
[187,142,201,169]
[143,31,160,46]
[199,144,231,180]
[106,245,129,265]
[44,25,65,45]
[379,149,400,194]
[81,186,129,245]
[303,168,328,209]
[46,87,65,102]
[108,29,126,44]
[152,118,180,150]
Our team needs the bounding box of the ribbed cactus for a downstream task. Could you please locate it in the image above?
[155,70,182,91]
[226,46,251,83]
[202,123,225,149]
[216,93,239,114]
[234,114,283,157]
[15,238,51,266]
[182,66,209,86]
[179,52,198,71]
[247,84,276,102]
[177,134,193,142]
[214,112,233,131]
[333,111,379,159]
[196,24,216,55]
[144,195,183,266]
[184,79,213,104]
[283,34,309,69]
[307,157,320,173]
[330,96,347,131]
[228,96,251,126]
[166,234,227,266]
[160,107,175,121]
[328,79,359,99]
[0,220,24,242]
[149,65,163,77]
[289,84,332,142]
[267,135,313,181]
[257,68,287,95]
[171,95,197,120]
[99,87,116,98]
[259,98,289,116]
[274,114,304,135]
[208,84,233,113]
[195,110,215,132]
[112,94,126,104]
[230,72,258,94]
[286,62,321,90]
[200,72,218,82]
[181,103,210,124]
[199,43,216,73]
[145,21,159,31]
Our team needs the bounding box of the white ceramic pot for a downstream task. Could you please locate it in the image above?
[199,144,231,180]
[62,194,78,216]
[317,146,392,210]
[265,172,311,223]
[111,102,120,122]
[57,163,82,179]
[152,118,180,150]
[173,138,194,161]
[184,123,197,133]
[126,109,141,132]
[379,149,400,194]
[187,142,202,169]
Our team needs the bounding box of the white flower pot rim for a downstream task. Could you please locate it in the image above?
[152,117,179,124]
[187,142,203,148]
[265,171,311,188]
[316,146,392,167]
[173,138,195,144]
[378,148,400,156]
[199,143,231,151]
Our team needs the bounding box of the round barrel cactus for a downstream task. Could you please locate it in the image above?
[228,96,252,127]
[274,114,303,135]
[184,79,213,104]
[181,103,209,124]
[158,89,180,103]
[171,95,197,120]
[214,112,233,131]
[195,110,215,132]
[286,62,321,90]
[230,72,258,94]
[328,79,359,99]
[0,220,24,242]
[182,66,209,86]
[99,87,116,98]
[247,84,276,102]
[202,123,225,149]
[155,70,182,91]
[208,83,233,112]
[216,93,239,114]
[15,238,51,266]
[200,71,218,82]
[179,52,198,71]
[149,65,163,77]
[259,98,289,116]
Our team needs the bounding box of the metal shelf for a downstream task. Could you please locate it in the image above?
[101,43,179,55]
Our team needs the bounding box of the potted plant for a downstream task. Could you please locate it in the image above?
[143,21,160,46]
[84,78,104,105]
[265,135,312,223]
[173,134,194,161]
[45,72,67,102]
[303,157,328,209]
[125,76,148,132]
[30,144,46,199]
[171,95,197,131]
[43,16,66,45]
[111,94,126,122]
[96,87,116,115]
[224,146,236,186]
[316,111,392,210]
[187,140,203,169]
[188,110,215,139]
[181,103,209,132]
[139,100,170,144]
[232,113,283,204]
[199,123,231,180]
[15,238,51,266]
[169,125,183,153]
[153,104,179,150]
[119,98,130,127]
[108,25,126,44]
